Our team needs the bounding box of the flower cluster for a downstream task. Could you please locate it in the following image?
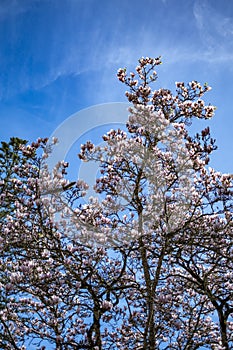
[0,58,232,349]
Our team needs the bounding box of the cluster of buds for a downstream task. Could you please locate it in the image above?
[138,56,162,67]
[117,56,162,105]
[176,80,212,100]
[118,57,215,126]
[102,129,127,142]
[78,141,95,161]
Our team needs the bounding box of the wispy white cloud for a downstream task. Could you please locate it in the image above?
[0,0,38,20]
[193,0,233,62]
[1,0,233,103]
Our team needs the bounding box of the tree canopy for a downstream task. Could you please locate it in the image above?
[0,57,232,350]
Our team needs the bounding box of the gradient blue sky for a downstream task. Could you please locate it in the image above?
[0,0,232,173]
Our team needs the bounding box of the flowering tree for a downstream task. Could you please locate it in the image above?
[0,57,232,350]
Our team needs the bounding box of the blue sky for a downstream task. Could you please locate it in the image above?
[0,0,233,174]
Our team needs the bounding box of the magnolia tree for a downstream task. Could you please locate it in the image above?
[0,57,232,350]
